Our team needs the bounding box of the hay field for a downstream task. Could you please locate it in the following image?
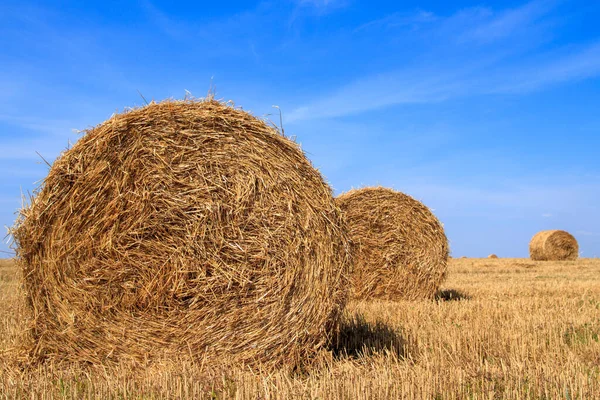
[1,257,600,399]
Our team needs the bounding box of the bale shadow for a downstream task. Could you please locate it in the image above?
[330,314,416,360]
[435,288,471,301]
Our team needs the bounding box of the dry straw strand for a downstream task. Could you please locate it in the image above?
[11,98,352,370]
[529,230,578,261]
[336,187,449,301]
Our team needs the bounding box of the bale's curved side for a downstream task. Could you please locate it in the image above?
[336,187,449,300]
[488,254,498,259]
[529,230,578,261]
[12,99,352,369]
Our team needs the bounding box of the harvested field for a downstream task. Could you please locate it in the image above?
[2,257,599,399]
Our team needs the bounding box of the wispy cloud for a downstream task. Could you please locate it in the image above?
[0,114,81,137]
[0,113,90,161]
[457,0,556,44]
[287,0,600,122]
[287,0,349,26]
[286,68,463,121]
[354,0,556,46]
[0,142,68,161]
[354,10,437,32]
[139,0,185,39]
[490,42,600,93]
[297,0,348,10]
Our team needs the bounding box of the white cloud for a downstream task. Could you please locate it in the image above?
[457,0,555,44]
[297,0,347,9]
[286,38,600,121]
[139,0,185,39]
[283,0,600,122]
[0,114,84,161]
[286,65,473,121]
[354,10,438,33]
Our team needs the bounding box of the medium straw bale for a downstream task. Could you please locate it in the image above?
[12,99,352,369]
[529,230,578,261]
[336,187,448,300]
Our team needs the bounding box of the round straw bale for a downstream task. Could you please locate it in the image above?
[529,230,578,261]
[336,187,449,300]
[12,99,352,369]
[488,254,498,259]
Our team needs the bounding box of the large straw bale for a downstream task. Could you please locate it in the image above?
[529,230,578,261]
[336,187,448,300]
[12,99,352,369]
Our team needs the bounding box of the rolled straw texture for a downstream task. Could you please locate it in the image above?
[529,230,578,261]
[12,99,352,369]
[336,187,448,300]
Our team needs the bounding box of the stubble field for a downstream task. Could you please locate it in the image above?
[1,257,599,399]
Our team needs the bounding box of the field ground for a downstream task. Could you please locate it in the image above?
[1,257,600,399]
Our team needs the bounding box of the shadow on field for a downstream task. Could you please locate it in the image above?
[331,314,415,360]
[435,288,471,301]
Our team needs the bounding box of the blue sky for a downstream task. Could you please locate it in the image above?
[1,0,599,257]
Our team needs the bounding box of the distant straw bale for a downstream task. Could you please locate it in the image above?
[336,187,449,300]
[529,230,578,261]
[12,99,352,369]
[488,254,498,259]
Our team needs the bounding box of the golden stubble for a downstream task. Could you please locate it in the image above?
[2,257,599,399]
